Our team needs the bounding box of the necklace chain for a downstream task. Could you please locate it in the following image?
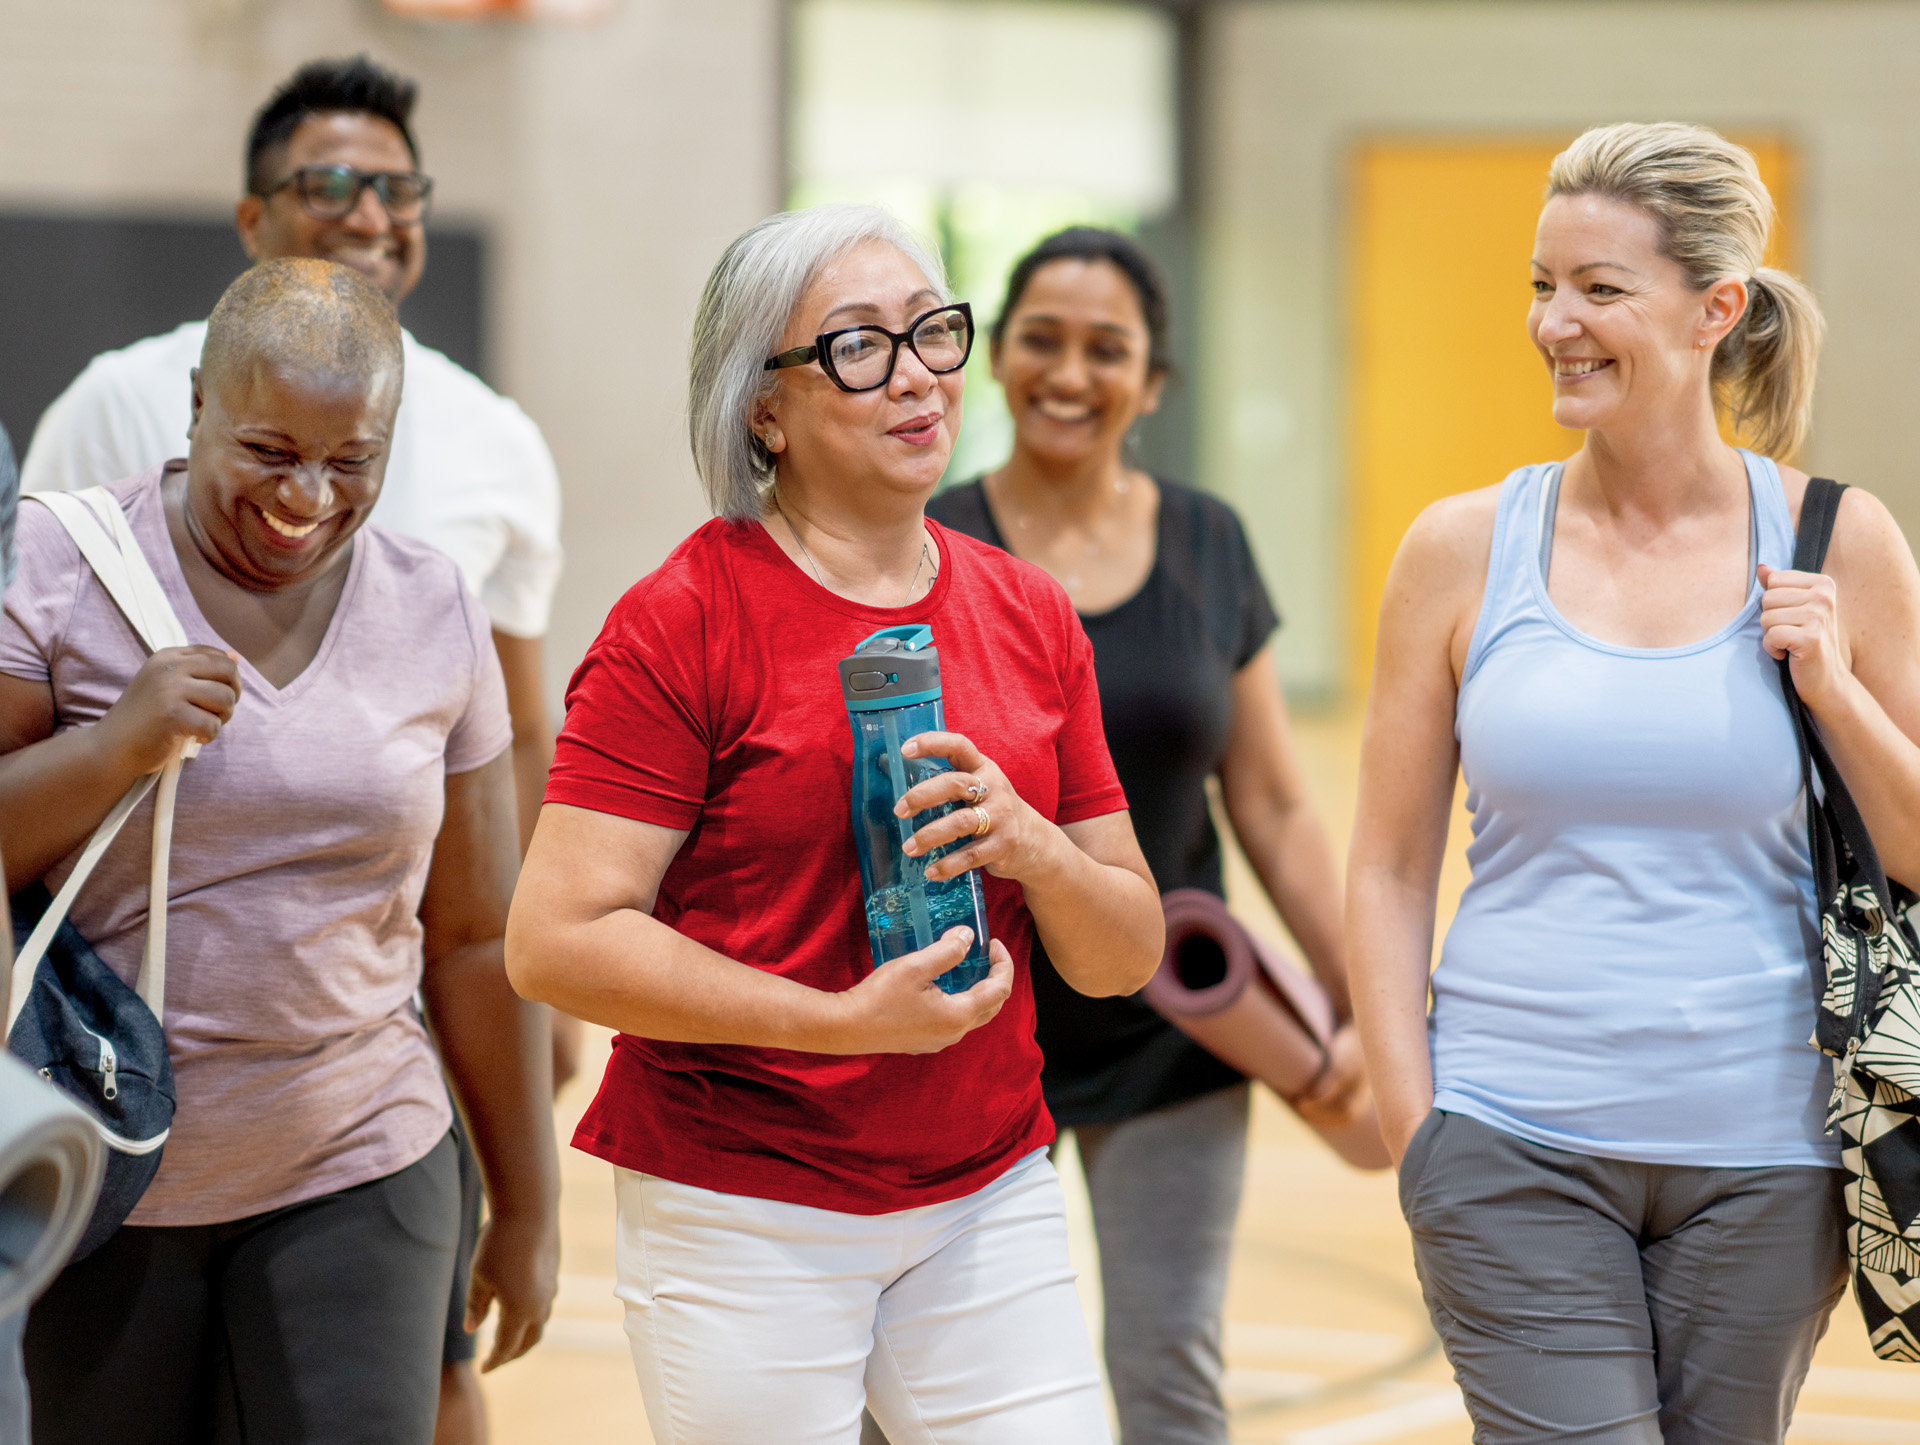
[773,489,937,606]
[903,542,933,603]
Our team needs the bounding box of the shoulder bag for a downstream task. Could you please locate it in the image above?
[1781,476,1920,1361]
[4,487,195,1261]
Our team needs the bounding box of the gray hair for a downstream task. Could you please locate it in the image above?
[688,204,951,521]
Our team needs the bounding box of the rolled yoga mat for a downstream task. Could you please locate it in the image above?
[0,1049,105,1318]
[1144,889,1391,1170]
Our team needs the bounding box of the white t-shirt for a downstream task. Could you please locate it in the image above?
[21,321,563,638]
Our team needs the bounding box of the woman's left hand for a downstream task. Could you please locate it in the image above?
[896,731,1057,884]
[1759,563,1852,708]
[466,1206,560,1371]
[1294,1024,1371,1130]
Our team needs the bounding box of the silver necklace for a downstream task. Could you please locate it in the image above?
[902,541,935,604]
[773,489,937,605]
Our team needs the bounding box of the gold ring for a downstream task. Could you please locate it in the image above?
[972,805,992,838]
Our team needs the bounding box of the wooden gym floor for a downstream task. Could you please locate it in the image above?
[478,710,1920,1443]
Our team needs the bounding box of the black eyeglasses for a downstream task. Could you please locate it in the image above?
[259,165,435,224]
[764,303,974,393]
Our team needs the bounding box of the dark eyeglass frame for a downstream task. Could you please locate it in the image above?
[258,164,436,223]
[763,303,974,394]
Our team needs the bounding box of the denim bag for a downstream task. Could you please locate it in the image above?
[4,488,194,1260]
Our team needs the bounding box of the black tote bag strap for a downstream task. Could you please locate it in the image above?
[1778,479,1903,925]
[1793,476,1847,572]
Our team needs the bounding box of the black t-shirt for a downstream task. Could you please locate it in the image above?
[928,478,1280,1124]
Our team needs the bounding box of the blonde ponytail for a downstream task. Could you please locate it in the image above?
[1547,123,1823,459]
[1720,266,1824,460]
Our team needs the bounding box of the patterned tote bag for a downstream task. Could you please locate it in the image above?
[1781,476,1920,1360]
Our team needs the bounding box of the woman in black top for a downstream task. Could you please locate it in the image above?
[929,229,1365,1445]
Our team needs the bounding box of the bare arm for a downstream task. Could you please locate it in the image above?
[1762,479,1920,884]
[1218,646,1348,1013]
[491,630,553,856]
[1218,644,1369,1125]
[0,648,239,884]
[893,731,1163,997]
[1031,811,1163,996]
[506,802,1015,1055]
[419,751,558,1372]
[1347,491,1495,1164]
[489,628,585,1091]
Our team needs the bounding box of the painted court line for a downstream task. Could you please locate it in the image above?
[515,1279,1920,1444]
[1803,1368,1920,1404]
[1272,1388,1467,1445]
[538,1317,632,1354]
[1225,1322,1414,1363]
[1233,1383,1920,1445]
[1791,1415,1920,1444]
[1222,1368,1324,1402]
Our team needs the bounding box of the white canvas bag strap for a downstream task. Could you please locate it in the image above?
[6,489,194,1036]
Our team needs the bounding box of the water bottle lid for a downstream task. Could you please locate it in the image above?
[840,625,942,711]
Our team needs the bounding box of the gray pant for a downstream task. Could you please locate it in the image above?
[1075,1083,1250,1445]
[859,1084,1249,1445]
[0,1310,25,1445]
[1400,1110,1847,1445]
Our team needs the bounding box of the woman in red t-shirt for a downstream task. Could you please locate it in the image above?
[507,205,1163,1444]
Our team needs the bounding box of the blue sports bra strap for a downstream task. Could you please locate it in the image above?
[1536,463,1564,582]
[1460,465,1557,687]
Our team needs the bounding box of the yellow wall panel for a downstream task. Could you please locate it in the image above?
[1346,136,1795,690]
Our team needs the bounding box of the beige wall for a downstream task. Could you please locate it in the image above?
[1203,0,1920,702]
[14,1,1914,709]
[0,0,782,703]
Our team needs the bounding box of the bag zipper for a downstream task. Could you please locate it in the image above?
[1827,1037,1862,1131]
[83,1026,119,1101]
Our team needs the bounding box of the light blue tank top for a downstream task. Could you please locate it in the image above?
[1432,450,1835,1167]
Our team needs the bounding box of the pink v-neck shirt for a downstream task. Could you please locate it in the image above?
[1,468,512,1225]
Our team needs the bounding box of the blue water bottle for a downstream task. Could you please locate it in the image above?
[841,625,992,994]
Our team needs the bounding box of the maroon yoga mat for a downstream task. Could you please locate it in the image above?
[1144,889,1390,1171]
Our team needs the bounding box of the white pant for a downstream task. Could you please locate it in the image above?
[613,1148,1111,1445]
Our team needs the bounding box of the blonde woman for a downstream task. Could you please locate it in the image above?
[1350,123,1920,1441]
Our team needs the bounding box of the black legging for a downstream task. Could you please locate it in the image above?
[26,1132,458,1444]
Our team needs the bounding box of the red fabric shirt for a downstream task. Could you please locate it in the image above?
[548,517,1127,1213]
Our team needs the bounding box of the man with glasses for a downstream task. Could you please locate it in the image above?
[20,54,561,1445]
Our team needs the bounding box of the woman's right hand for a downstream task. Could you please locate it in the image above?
[93,645,242,777]
[1384,1104,1434,1169]
[823,926,1014,1054]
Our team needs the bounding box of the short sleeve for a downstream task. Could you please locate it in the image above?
[478,419,564,639]
[1227,508,1281,670]
[544,578,712,831]
[0,499,85,683]
[444,583,515,775]
[20,351,182,496]
[1051,609,1129,826]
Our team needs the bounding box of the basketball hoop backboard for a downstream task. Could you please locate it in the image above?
[381,0,617,21]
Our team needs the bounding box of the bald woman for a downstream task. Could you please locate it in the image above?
[0,259,558,1444]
